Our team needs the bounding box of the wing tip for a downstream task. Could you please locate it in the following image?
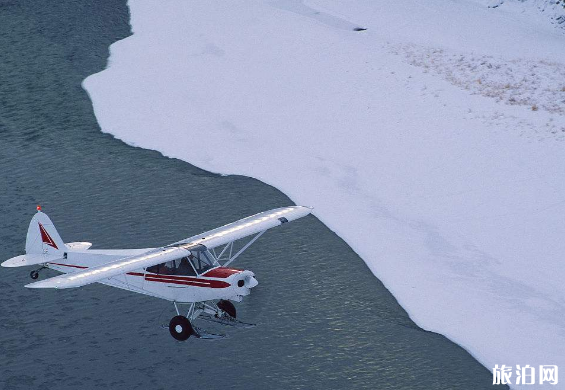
[295,205,314,215]
[25,278,65,289]
[25,282,47,289]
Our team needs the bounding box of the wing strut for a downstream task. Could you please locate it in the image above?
[214,231,265,267]
[214,241,233,262]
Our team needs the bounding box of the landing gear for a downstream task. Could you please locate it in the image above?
[217,299,236,318]
[29,266,46,280]
[169,315,194,341]
[166,301,247,340]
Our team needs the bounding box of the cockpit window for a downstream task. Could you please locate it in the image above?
[146,257,197,276]
[188,251,214,274]
[145,251,217,276]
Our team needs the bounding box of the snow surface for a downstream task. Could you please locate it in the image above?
[488,0,565,28]
[83,0,565,386]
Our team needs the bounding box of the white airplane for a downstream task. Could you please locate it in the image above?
[2,205,312,340]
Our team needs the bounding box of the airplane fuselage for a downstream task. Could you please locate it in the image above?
[46,248,257,303]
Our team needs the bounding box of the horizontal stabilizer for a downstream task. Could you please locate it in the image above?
[65,242,93,251]
[1,253,64,268]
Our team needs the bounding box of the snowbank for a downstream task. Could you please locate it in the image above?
[83,0,565,385]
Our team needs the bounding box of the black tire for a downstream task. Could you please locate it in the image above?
[217,299,236,318]
[30,271,39,280]
[169,315,193,341]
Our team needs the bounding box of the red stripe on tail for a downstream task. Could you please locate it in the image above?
[39,223,59,250]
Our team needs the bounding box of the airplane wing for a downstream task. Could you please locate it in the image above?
[170,206,312,249]
[25,206,312,289]
[25,246,194,289]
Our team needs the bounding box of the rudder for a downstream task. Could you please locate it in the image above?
[26,209,67,256]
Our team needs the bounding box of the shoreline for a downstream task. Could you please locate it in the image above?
[0,1,500,388]
[84,0,565,379]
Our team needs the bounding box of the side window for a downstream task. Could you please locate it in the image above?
[146,258,196,276]
[176,257,196,276]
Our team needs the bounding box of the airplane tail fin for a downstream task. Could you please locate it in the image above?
[26,208,67,256]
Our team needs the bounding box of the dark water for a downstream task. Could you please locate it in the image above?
[0,1,506,389]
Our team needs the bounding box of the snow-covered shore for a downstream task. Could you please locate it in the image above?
[84,0,565,384]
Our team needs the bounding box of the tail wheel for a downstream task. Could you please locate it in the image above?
[30,270,39,280]
[217,299,236,318]
[169,315,193,341]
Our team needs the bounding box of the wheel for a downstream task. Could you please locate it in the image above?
[30,270,39,280]
[217,299,236,318]
[169,315,193,341]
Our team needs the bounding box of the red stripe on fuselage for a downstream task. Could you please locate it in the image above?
[49,262,87,269]
[47,263,230,288]
[144,277,229,288]
[144,273,230,288]
[140,273,211,282]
